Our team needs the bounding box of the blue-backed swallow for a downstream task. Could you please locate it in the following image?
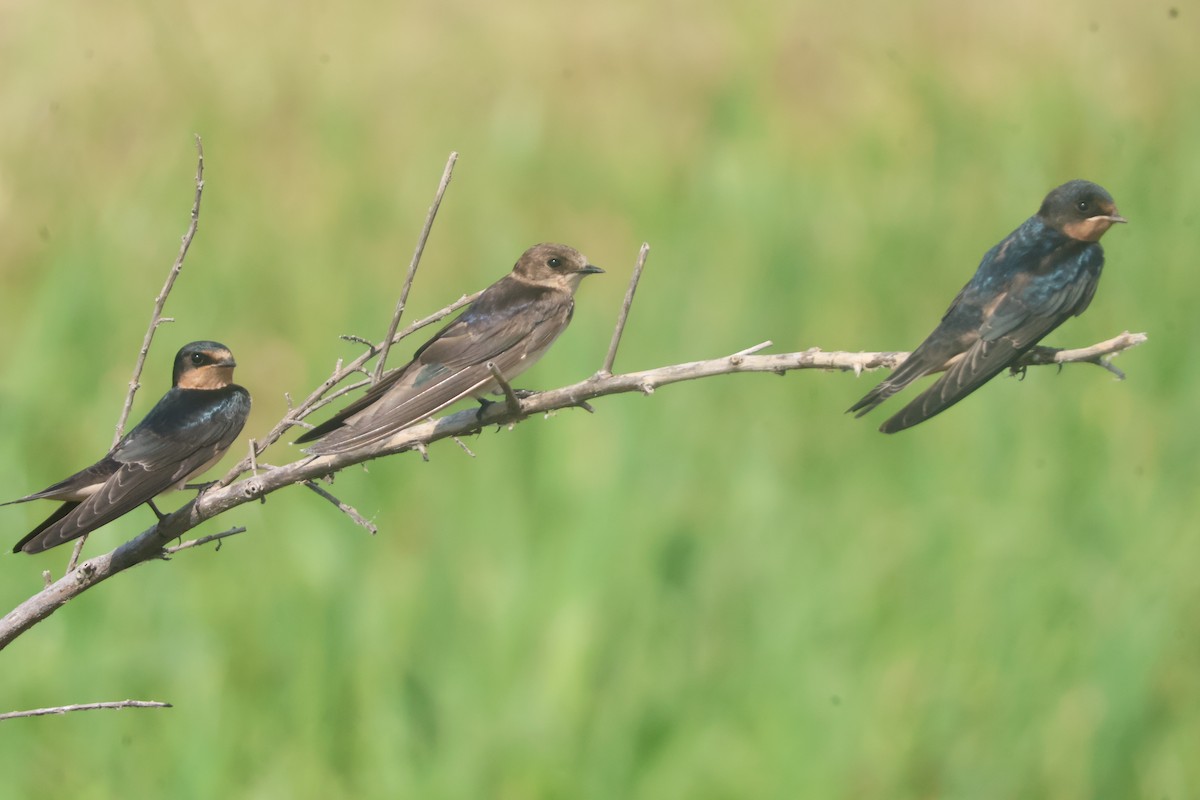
[5,341,251,554]
[296,242,603,455]
[848,179,1126,433]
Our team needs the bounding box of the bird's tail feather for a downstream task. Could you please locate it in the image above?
[846,354,931,417]
[294,415,344,444]
[878,344,1018,433]
[12,502,79,554]
[847,380,903,417]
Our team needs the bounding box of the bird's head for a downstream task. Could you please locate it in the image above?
[1039,180,1127,242]
[512,242,604,293]
[173,341,238,390]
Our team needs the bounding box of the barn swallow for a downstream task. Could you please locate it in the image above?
[296,242,603,455]
[5,341,251,554]
[848,179,1126,433]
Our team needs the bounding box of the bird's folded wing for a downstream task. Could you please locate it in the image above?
[31,411,246,548]
[324,311,571,453]
[306,299,571,453]
[882,275,1098,432]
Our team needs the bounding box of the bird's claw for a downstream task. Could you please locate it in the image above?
[475,398,495,424]
[147,499,167,522]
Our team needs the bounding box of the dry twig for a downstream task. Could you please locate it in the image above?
[164,526,248,554]
[0,700,171,721]
[302,481,377,534]
[486,362,523,417]
[372,151,458,383]
[600,242,649,376]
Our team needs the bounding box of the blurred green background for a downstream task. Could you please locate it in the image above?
[0,0,1196,797]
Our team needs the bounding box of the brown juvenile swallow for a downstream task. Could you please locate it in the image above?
[297,242,603,455]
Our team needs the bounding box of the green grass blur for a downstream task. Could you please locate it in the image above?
[0,0,1197,797]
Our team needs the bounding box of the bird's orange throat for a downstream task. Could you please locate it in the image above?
[1063,214,1125,243]
[179,365,235,390]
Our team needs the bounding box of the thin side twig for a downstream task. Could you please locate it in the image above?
[313,377,371,407]
[164,526,248,554]
[486,362,523,416]
[372,151,458,384]
[302,481,378,534]
[600,242,649,376]
[0,700,172,721]
[729,340,774,364]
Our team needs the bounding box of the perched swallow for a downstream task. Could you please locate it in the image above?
[297,242,603,455]
[5,341,251,554]
[848,179,1126,433]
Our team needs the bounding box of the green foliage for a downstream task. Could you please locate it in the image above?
[0,0,1196,797]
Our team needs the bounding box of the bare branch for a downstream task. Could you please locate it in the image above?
[373,151,458,384]
[1015,331,1147,379]
[0,700,171,721]
[600,242,649,376]
[0,328,1146,653]
[302,481,378,534]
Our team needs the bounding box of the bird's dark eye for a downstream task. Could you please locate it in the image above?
[1077,200,1091,213]
[547,257,562,269]
[190,352,206,366]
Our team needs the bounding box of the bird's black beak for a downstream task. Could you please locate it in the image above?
[1098,202,1127,225]
[578,264,604,275]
